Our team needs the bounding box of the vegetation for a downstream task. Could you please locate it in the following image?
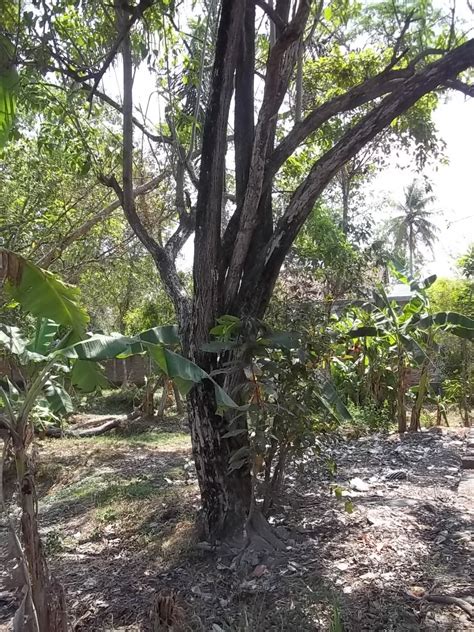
[1,0,474,629]
[386,180,438,276]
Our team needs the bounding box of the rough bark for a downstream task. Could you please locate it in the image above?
[106,0,474,540]
[190,0,250,540]
[13,441,67,631]
[188,382,251,540]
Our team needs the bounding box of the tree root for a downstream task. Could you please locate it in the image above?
[43,416,127,438]
[406,592,473,619]
[246,510,286,552]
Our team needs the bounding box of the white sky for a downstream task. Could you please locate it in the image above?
[370,93,474,279]
[108,11,474,281]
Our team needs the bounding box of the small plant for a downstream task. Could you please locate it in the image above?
[205,316,350,513]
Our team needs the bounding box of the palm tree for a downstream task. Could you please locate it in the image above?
[387,180,439,276]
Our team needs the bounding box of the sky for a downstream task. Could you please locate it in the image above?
[107,6,474,280]
[370,93,474,279]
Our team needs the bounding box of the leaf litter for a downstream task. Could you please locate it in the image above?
[0,424,472,631]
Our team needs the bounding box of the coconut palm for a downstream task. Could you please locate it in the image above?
[388,180,439,276]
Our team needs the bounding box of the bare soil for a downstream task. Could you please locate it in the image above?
[1,420,472,631]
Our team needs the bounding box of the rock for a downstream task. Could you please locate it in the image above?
[349,477,370,492]
[461,454,474,469]
[252,564,268,578]
[385,470,407,481]
[366,510,385,527]
[335,561,350,571]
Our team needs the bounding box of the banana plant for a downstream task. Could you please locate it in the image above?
[0,34,18,147]
[346,270,474,432]
[0,250,241,631]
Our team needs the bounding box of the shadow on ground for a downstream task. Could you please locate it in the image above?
[2,428,472,631]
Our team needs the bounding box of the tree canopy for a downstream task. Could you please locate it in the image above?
[2,0,474,540]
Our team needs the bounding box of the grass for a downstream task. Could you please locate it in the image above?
[73,387,141,415]
[36,429,198,564]
[92,430,190,448]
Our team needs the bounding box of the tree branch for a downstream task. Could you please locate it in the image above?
[265,67,413,188]
[192,0,246,356]
[115,11,190,329]
[244,38,474,314]
[87,0,155,105]
[444,77,474,96]
[37,173,169,268]
[223,0,311,307]
[255,0,286,31]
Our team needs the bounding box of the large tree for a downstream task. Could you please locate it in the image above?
[4,0,474,542]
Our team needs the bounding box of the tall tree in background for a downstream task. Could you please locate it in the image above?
[388,180,439,275]
[3,0,474,542]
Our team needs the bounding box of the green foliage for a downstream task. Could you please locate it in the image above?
[291,204,370,301]
[1,249,89,333]
[347,402,393,434]
[1,255,240,422]
[205,316,350,506]
[385,180,438,275]
[0,35,18,147]
[458,244,474,279]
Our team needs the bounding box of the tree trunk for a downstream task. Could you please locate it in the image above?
[187,381,251,541]
[172,382,184,414]
[409,360,429,431]
[397,354,407,433]
[14,442,67,631]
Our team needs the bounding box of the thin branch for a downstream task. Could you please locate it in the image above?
[87,0,155,106]
[444,77,474,96]
[110,17,190,325]
[37,173,169,268]
[255,0,286,31]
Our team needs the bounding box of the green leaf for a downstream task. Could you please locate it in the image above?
[260,331,300,349]
[344,500,354,514]
[164,348,208,382]
[43,379,74,415]
[324,6,332,21]
[63,333,137,360]
[0,323,27,354]
[1,249,89,333]
[213,381,245,412]
[0,39,18,148]
[417,311,474,341]
[28,318,59,355]
[71,360,110,392]
[410,274,437,292]
[137,325,180,346]
[316,379,352,423]
[228,446,250,471]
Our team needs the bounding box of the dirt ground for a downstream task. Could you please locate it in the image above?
[1,421,472,631]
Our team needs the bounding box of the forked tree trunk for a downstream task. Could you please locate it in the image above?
[113,0,474,541]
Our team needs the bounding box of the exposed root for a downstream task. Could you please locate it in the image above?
[406,592,473,619]
[43,416,128,438]
[246,509,286,552]
[425,595,473,619]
